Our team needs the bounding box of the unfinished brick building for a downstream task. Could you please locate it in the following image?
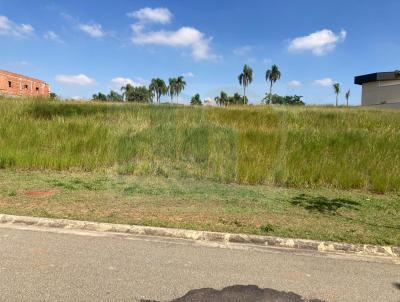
[0,70,50,97]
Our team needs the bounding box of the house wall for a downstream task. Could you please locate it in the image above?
[366,102,400,109]
[0,70,49,97]
[362,80,400,106]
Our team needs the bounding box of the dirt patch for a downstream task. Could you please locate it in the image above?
[24,190,56,198]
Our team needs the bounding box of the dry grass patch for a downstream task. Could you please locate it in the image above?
[0,170,399,246]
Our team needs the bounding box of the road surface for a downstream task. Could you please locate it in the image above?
[0,224,398,302]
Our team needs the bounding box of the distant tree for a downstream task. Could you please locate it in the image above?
[92,92,107,102]
[190,94,202,106]
[265,64,281,104]
[345,89,350,107]
[269,94,305,105]
[215,91,229,107]
[286,95,305,105]
[175,76,186,104]
[107,90,123,102]
[121,84,134,101]
[333,83,340,107]
[121,84,151,103]
[149,78,167,103]
[238,64,253,100]
[168,78,177,103]
[229,92,248,105]
[49,92,58,100]
[220,91,229,106]
[93,90,123,102]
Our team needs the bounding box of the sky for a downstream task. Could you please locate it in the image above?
[1,0,400,105]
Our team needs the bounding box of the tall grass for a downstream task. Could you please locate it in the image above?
[1,97,400,192]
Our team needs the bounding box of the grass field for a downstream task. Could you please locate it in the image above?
[1,97,400,192]
[0,97,399,245]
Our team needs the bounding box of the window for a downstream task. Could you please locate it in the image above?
[8,81,11,88]
[24,85,28,89]
[36,87,39,92]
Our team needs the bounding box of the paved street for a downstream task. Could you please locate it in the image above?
[0,224,398,302]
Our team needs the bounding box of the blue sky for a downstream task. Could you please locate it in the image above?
[1,0,399,104]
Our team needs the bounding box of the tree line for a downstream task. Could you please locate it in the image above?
[91,63,349,106]
[92,76,186,104]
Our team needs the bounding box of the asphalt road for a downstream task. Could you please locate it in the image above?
[0,224,398,302]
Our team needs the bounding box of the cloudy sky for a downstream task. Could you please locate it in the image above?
[1,0,399,104]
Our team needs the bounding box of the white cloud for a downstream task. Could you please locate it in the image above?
[127,7,173,24]
[233,45,252,56]
[111,77,145,89]
[44,31,64,43]
[313,78,336,87]
[288,80,302,88]
[183,72,194,78]
[129,7,219,61]
[61,14,105,39]
[131,23,144,34]
[0,15,34,38]
[288,29,347,55]
[132,26,219,61]
[78,23,104,38]
[55,74,96,86]
[20,24,34,34]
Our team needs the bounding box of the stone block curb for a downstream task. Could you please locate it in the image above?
[0,214,398,258]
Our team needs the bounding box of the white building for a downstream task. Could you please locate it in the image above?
[355,70,400,108]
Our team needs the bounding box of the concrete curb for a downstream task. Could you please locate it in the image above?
[0,214,399,258]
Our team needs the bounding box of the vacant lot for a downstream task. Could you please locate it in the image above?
[0,98,399,245]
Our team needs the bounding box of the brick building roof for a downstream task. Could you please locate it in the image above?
[0,70,48,85]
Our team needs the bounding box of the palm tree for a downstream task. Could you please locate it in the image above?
[168,78,177,103]
[175,76,186,104]
[121,83,134,101]
[345,89,350,107]
[149,78,167,103]
[238,64,253,100]
[215,91,228,107]
[333,83,340,107]
[265,65,281,104]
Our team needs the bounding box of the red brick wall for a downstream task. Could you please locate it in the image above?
[0,70,50,97]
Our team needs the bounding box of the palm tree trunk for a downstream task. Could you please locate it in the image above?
[336,95,338,107]
[243,85,246,100]
[269,81,273,105]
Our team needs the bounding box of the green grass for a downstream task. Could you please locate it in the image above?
[0,97,400,245]
[1,98,400,192]
[0,170,399,245]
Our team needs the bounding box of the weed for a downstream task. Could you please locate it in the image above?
[260,224,275,233]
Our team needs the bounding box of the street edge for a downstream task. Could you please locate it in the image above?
[0,214,398,258]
